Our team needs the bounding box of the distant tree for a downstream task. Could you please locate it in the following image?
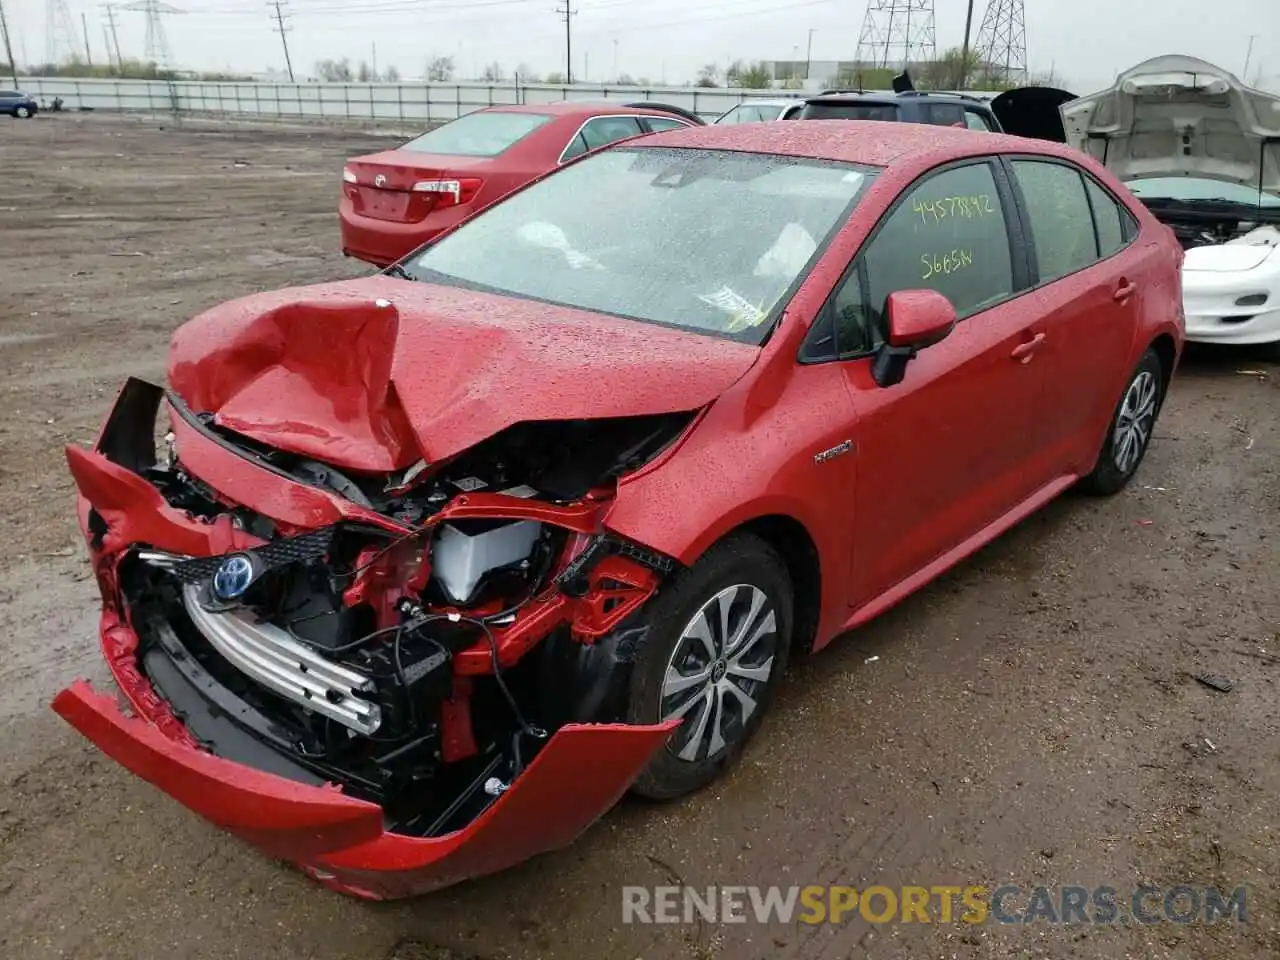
[635,76,651,86]
[918,47,982,90]
[545,71,565,84]
[695,62,720,87]
[426,55,455,82]
[514,62,539,83]
[615,73,638,86]
[724,59,745,87]
[384,65,401,82]
[738,61,772,89]
[480,61,504,82]
[833,65,895,91]
[316,57,353,82]
[357,60,374,82]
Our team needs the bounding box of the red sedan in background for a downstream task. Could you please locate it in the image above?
[58,120,1183,900]
[339,101,700,266]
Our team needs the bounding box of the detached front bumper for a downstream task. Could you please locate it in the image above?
[55,378,676,899]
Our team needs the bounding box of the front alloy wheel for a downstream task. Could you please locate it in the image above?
[660,584,778,763]
[628,533,793,800]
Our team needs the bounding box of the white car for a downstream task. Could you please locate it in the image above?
[713,99,805,124]
[1061,55,1280,351]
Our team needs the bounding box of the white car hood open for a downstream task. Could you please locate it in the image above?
[1183,226,1280,272]
[1061,55,1280,193]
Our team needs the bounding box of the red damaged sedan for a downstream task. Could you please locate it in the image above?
[339,101,699,266]
[57,121,1184,900]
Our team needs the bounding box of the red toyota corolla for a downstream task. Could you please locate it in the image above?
[57,120,1184,900]
[339,101,700,266]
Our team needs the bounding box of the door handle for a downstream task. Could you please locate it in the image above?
[1010,332,1046,362]
[1114,281,1137,301]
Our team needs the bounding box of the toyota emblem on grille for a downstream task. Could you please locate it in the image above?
[374,174,387,187]
[211,554,256,601]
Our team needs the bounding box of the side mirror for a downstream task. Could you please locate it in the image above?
[871,290,957,388]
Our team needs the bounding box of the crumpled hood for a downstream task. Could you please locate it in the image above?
[1061,55,1280,192]
[167,278,759,473]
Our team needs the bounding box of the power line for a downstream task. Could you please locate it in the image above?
[269,0,294,80]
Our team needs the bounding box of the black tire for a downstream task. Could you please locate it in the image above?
[1079,347,1165,496]
[627,532,793,800]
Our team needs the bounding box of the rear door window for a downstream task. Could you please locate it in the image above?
[400,111,555,157]
[964,110,994,131]
[1011,159,1100,282]
[562,116,645,161]
[1085,178,1127,256]
[922,103,966,126]
[642,116,691,133]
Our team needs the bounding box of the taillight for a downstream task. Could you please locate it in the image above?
[411,178,483,207]
[342,167,358,183]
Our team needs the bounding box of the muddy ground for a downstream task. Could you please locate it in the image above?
[1,114,1278,960]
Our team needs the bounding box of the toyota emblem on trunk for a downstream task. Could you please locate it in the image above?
[374,174,387,187]
[212,554,255,601]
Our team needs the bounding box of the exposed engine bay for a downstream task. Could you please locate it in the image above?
[95,378,691,839]
[1138,198,1280,251]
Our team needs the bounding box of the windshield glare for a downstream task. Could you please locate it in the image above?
[1127,177,1280,207]
[403,147,877,342]
[400,110,555,157]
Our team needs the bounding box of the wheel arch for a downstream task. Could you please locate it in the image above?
[711,513,823,656]
[1148,332,1178,406]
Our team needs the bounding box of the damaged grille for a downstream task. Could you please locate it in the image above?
[168,526,336,585]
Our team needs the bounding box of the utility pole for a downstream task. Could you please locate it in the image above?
[805,27,815,80]
[1243,34,1257,83]
[270,0,294,82]
[80,12,93,65]
[104,4,123,70]
[555,0,575,84]
[960,0,975,89]
[0,0,17,85]
[612,38,617,82]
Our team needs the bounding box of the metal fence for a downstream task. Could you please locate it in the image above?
[18,77,1005,125]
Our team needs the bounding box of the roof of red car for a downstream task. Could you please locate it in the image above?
[635,118,1073,168]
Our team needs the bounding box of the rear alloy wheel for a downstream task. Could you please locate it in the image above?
[15,106,31,118]
[1080,347,1164,495]
[628,534,792,800]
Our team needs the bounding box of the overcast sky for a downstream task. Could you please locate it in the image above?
[4,0,1278,91]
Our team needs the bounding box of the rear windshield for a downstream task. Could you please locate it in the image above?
[400,111,555,157]
[800,102,900,122]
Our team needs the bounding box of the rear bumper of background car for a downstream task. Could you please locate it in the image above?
[338,197,466,267]
[54,380,678,900]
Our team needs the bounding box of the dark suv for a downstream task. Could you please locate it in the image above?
[0,89,39,118]
[797,90,1002,132]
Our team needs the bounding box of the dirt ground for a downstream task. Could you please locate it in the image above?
[1,114,1278,960]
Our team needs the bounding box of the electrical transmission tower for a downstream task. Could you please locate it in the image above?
[855,0,936,70]
[973,0,1026,82]
[45,0,78,64]
[119,0,181,68]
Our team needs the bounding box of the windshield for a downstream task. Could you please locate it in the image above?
[400,111,555,157]
[401,146,878,343]
[1127,177,1280,208]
